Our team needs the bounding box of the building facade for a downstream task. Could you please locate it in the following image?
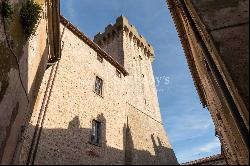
[166,0,249,165]
[16,16,178,165]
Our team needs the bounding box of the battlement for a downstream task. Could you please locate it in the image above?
[94,16,155,61]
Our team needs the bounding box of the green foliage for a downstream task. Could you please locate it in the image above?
[1,0,14,20]
[20,0,42,38]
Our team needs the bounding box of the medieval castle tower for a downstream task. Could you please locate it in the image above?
[14,16,178,165]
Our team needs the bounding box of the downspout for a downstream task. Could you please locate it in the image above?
[47,0,61,66]
[25,1,61,164]
[177,0,249,149]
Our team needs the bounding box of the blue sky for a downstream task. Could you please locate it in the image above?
[61,0,221,163]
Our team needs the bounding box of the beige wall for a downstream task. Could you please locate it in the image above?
[0,0,49,164]
[126,104,177,165]
[123,29,162,123]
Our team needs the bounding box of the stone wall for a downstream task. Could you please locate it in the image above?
[95,16,162,122]
[19,21,128,164]
[95,26,124,66]
[0,0,49,164]
[94,16,176,164]
[187,0,249,131]
[123,27,162,123]
[167,0,249,165]
[126,104,177,165]
[18,16,178,165]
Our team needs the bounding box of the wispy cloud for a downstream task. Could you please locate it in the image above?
[165,112,214,142]
[63,0,76,21]
[198,138,221,153]
[178,138,221,163]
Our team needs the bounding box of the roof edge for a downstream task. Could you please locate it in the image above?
[166,0,207,107]
[60,15,129,76]
[181,154,224,165]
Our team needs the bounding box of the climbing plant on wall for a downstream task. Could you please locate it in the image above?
[0,0,13,20]
[0,0,30,103]
[20,0,42,38]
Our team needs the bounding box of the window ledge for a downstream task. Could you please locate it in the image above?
[93,90,104,98]
[88,141,102,147]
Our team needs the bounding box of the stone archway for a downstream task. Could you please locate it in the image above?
[166,0,249,165]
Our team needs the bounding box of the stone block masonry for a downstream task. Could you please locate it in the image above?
[18,16,178,165]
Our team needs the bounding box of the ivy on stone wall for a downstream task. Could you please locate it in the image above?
[0,0,13,20]
[20,0,42,38]
[1,0,31,104]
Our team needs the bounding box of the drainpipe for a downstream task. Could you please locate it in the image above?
[177,0,249,149]
[47,0,61,66]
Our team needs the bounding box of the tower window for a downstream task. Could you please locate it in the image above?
[97,54,103,63]
[95,76,103,96]
[90,120,101,146]
[116,69,122,78]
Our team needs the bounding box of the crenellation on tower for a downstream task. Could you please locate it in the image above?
[94,15,155,62]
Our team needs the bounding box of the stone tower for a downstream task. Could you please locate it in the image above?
[94,15,176,165]
[17,15,178,165]
[94,16,161,123]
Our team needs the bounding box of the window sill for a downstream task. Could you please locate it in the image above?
[88,141,102,147]
[93,91,104,98]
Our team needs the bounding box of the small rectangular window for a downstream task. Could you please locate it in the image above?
[90,120,101,145]
[97,54,103,63]
[95,76,103,95]
[116,69,121,78]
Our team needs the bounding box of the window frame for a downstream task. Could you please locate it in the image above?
[116,69,122,78]
[94,76,104,96]
[90,120,102,146]
[97,53,104,63]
